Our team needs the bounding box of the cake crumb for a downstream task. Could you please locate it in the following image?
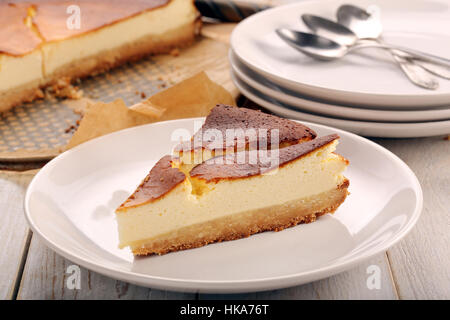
[141,92,146,98]
[45,77,83,100]
[35,88,44,100]
[64,125,77,133]
[64,117,82,134]
[169,48,180,57]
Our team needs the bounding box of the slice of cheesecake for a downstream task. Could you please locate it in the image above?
[36,0,200,87]
[0,3,44,111]
[173,104,317,173]
[0,0,200,112]
[116,134,349,255]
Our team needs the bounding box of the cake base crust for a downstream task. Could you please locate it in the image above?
[131,179,349,256]
[0,18,201,113]
[0,79,43,113]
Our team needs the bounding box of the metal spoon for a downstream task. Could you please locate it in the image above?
[337,4,450,79]
[301,14,439,90]
[276,28,450,68]
[276,29,346,60]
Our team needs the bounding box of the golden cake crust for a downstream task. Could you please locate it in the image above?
[0,79,43,113]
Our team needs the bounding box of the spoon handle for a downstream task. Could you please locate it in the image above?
[392,54,439,90]
[351,42,450,67]
[407,59,450,80]
[387,48,450,80]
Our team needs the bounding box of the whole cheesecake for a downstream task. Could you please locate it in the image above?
[0,0,201,112]
[116,106,350,256]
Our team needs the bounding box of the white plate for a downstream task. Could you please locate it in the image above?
[230,50,450,122]
[231,0,450,108]
[233,73,450,138]
[25,118,423,293]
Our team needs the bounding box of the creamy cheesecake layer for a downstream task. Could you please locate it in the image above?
[133,181,349,255]
[0,51,44,113]
[0,51,43,93]
[0,2,43,96]
[42,0,198,79]
[117,137,348,250]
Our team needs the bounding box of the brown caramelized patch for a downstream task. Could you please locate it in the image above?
[174,104,317,152]
[190,134,339,182]
[0,3,42,55]
[1,1,171,55]
[31,0,170,42]
[118,155,185,210]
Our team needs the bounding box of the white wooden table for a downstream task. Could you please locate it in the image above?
[0,134,448,300]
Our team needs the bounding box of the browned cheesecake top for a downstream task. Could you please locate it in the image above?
[190,134,339,182]
[32,0,170,42]
[117,155,185,210]
[0,0,170,55]
[175,104,317,152]
[0,3,42,55]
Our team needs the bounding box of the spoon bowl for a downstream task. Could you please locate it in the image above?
[301,14,358,47]
[336,3,449,83]
[276,28,346,60]
[337,4,383,39]
[277,27,450,68]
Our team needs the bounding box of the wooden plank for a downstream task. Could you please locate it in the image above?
[20,238,396,299]
[374,136,450,299]
[17,235,195,300]
[0,170,35,299]
[201,22,236,44]
[200,254,397,299]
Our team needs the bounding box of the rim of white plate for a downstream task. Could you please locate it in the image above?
[24,118,423,291]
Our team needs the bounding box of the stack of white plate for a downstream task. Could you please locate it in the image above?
[229,0,450,138]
